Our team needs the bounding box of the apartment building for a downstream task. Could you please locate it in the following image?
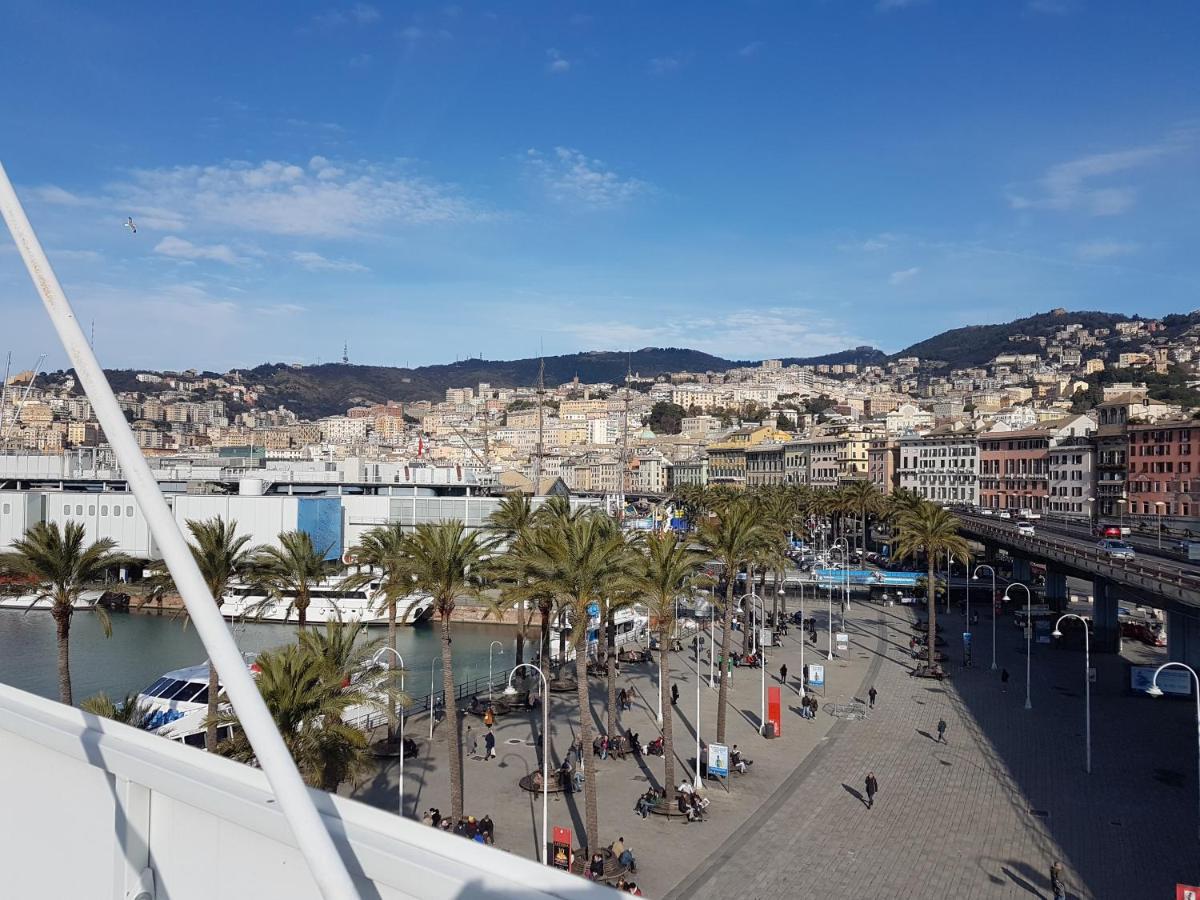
[1126,420,1200,521]
[745,443,787,487]
[1047,437,1095,519]
[978,415,1093,512]
[867,437,900,495]
[898,425,979,505]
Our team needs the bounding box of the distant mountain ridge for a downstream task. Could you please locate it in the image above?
[44,308,1199,419]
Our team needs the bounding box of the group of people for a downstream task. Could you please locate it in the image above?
[558,759,585,793]
[593,730,640,760]
[675,781,709,822]
[799,694,820,719]
[466,725,497,760]
[420,808,495,845]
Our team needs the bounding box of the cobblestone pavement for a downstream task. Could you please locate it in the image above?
[346,597,878,897]
[667,601,1200,900]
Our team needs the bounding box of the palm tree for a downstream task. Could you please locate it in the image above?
[505,509,635,858]
[0,521,125,705]
[179,517,257,751]
[487,493,538,665]
[842,479,883,555]
[697,500,766,745]
[405,521,496,825]
[81,691,154,729]
[894,502,971,672]
[250,530,340,630]
[343,523,411,743]
[631,533,706,811]
[599,535,640,740]
[217,641,372,791]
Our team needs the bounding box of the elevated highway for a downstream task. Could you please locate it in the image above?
[955,512,1200,667]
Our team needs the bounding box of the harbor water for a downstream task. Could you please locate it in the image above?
[0,608,520,705]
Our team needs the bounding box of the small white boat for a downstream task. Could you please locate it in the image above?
[220,579,434,627]
[133,660,246,747]
[0,589,106,611]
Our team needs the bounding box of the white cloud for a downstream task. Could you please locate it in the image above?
[561,307,865,358]
[1075,240,1140,260]
[546,49,571,74]
[737,41,765,57]
[291,250,368,272]
[649,56,683,75]
[524,147,650,210]
[254,303,308,317]
[52,249,104,263]
[889,266,920,285]
[154,236,248,266]
[1008,133,1194,216]
[110,157,488,238]
[31,185,91,206]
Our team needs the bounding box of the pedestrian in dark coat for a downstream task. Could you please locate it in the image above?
[670,683,679,706]
[936,718,947,744]
[1001,668,1010,692]
[868,686,877,709]
[1050,861,1066,900]
[484,727,496,759]
[864,771,879,809]
[779,663,788,684]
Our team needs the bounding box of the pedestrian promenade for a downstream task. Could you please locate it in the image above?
[668,602,1200,900]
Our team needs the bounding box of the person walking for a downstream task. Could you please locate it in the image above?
[868,686,877,709]
[864,771,879,810]
[468,725,479,758]
[484,727,496,760]
[779,663,788,685]
[1001,668,1010,692]
[1050,861,1066,900]
[936,718,947,744]
[670,683,679,706]
[618,688,628,711]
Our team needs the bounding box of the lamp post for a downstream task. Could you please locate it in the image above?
[973,564,998,670]
[1155,501,1166,549]
[488,640,504,700]
[694,635,703,789]
[945,550,952,615]
[826,578,834,661]
[797,578,806,697]
[745,592,767,735]
[504,663,549,863]
[832,538,850,613]
[1146,662,1200,843]
[708,591,715,689]
[1051,614,1092,774]
[1006,582,1033,710]
[428,657,437,740]
[372,647,406,815]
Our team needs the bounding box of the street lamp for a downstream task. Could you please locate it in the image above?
[428,657,438,741]
[708,587,716,689]
[825,577,834,661]
[973,564,998,671]
[504,663,549,863]
[1005,582,1033,710]
[745,592,767,735]
[685,632,700,788]
[1051,614,1092,774]
[372,647,406,815]
[1145,662,1200,843]
[488,640,504,700]
[832,538,851,612]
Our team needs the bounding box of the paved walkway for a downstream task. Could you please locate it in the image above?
[346,598,878,896]
[666,601,1200,900]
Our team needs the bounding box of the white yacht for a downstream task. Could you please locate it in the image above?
[548,605,650,661]
[133,660,248,747]
[220,578,435,626]
[0,588,106,611]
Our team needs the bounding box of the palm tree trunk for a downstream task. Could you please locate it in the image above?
[659,622,675,810]
[605,610,617,739]
[716,575,735,744]
[540,603,551,672]
[927,557,937,670]
[387,595,398,743]
[205,662,220,752]
[297,591,308,632]
[53,605,72,706]
[573,627,599,857]
[514,600,526,665]
[440,612,465,823]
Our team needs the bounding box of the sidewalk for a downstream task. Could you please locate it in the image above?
[345,602,881,897]
[665,601,1200,899]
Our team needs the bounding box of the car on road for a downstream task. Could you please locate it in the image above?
[998,511,1012,520]
[1016,522,1035,537]
[1096,539,1135,559]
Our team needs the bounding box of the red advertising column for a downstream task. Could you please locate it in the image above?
[767,686,782,737]
[552,827,573,870]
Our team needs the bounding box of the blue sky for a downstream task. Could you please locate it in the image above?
[1,0,1197,372]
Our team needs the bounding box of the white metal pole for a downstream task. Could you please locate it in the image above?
[1150,663,1200,843]
[798,580,805,697]
[506,664,548,862]
[489,640,502,700]
[694,637,702,788]
[429,658,437,740]
[826,581,833,660]
[708,600,715,689]
[372,648,406,816]
[991,570,997,670]
[1084,624,1091,774]
[1007,582,1032,710]
[0,162,358,900]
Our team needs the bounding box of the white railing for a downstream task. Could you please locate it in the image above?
[0,683,606,900]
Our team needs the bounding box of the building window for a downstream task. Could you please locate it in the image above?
[114,506,121,518]
[126,506,134,517]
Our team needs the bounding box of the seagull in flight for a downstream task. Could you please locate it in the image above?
[124,217,137,234]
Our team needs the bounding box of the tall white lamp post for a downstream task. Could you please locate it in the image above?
[504,664,549,863]
[1146,662,1200,843]
[488,640,503,700]
[372,648,407,816]
[1006,582,1033,710]
[973,564,998,670]
[1051,614,1092,774]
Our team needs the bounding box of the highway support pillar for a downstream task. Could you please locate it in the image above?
[1091,577,1120,653]
[1011,557,1032,585]
[1044,569,1068,612]
[1167,609,1200,669]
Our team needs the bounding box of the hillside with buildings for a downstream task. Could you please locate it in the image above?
[4,307,1200,530]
